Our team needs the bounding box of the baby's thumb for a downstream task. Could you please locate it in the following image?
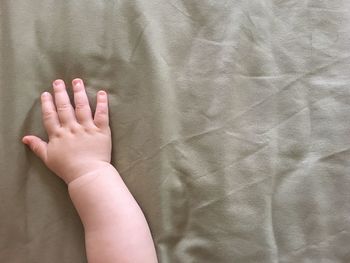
[22,135,48,163]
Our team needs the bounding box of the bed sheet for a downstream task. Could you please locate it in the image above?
[1,1,350,262]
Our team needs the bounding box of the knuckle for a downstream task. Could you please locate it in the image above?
[51,129,63,138]
[49,126,65,138]
[97,107,107,115]
[57,103,71,111]
[43,110,55,120]
[84,125,99,134]
[69,124,82,134]
[75,102,87,111]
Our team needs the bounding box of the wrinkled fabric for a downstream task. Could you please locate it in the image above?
[1,1,350,262]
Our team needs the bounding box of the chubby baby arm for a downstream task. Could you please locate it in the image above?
[22,79,158,263]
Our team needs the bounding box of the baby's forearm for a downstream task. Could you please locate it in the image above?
[68,163,158,263]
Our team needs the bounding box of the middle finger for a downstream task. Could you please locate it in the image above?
[53,79,76,126]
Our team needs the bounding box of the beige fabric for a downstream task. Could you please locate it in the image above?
[1,1,350,262]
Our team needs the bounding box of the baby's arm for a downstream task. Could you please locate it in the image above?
[22,79,158,263]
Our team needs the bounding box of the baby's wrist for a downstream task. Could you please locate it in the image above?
[66,162,115,187]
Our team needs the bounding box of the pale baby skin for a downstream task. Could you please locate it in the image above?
[22,78,158,263]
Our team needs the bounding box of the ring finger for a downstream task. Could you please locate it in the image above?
[72,78,94,126]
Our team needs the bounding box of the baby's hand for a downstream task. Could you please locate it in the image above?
[22,79,112,184]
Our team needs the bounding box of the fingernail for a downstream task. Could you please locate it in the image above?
[98,90,106,96]
[42,92,49,98]
[74,82,81,91]
[54,79,63,87]
[73,79,81,86]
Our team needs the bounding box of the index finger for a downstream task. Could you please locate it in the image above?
[41,91,60,135]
